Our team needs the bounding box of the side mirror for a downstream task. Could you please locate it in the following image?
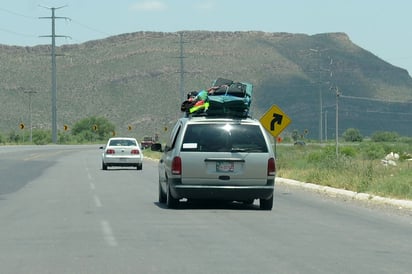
[151,143,163,152]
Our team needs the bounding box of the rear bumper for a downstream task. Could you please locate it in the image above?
[169,178,274,201]
[103,157,142,166]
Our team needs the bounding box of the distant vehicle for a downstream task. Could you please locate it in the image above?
[151,116,276,210]
[141,136,155,149]
[294,141,306,146]
[100,137,143,170]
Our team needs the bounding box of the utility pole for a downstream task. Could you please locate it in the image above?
[324,110,328,142]
[24,90,37,143]
[334,86,340,158]
[309,48,323,143]
[309,48,329,143]
[177,32,187,101]
[318,66,323,143]
[39,6,70,144]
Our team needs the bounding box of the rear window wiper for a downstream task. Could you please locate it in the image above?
[232,147,265,153]
[231,148,248,152]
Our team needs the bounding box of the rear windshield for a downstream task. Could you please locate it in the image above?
[181,124,268,153]
[109,139,137,146]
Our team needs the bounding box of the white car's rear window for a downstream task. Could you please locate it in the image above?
[109,139,137,146]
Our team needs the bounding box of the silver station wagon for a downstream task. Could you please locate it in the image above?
[152,116,276,210]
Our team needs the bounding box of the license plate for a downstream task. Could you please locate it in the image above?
[216,161,234,172]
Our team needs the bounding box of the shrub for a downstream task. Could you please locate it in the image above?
[8,131,21,143]
[32,129,52,145]
[307,146,340,169]
[371,131,399,142]
[356,162,374,193]
[340,146,357,157]
[359,143,385,160]
[72,116,115,142]
[343,128,363,142]
[59,131,74,144]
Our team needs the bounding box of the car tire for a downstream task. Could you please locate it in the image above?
[158,181,167,204]
[102,162,107,170]
[137,163,143,170]
[259,195,273,210]
[166,184,179,209]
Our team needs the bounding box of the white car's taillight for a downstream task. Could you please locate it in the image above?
[106,149,115,154]
[131,149,140,155]
[171,156,182,175]
[267,158,276,176]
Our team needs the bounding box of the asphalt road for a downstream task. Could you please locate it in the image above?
[0,145,411,274]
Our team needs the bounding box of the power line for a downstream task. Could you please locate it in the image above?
[340,94,412,104]
[0,7,37,20]
[0,6,111,45]
[70,19,112,37]
[0,27,38,38]
[0,7,38,41]
[364,110,412,116]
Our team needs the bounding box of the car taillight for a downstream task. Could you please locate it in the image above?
[106,149,115,154]
[131,149,140,155]
[267,158,276,176]
[171,156,182,175]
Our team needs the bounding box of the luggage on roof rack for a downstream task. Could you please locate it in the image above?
[212,77,233,87]
[181,78,253,118]
[207,95,250,117]
[211,81,252,98]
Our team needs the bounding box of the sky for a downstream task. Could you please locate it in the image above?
[1,0,412,74]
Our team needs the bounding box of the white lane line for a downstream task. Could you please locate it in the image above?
[86,167,93,180]
[93,195,102,207]
[90,182,96,190]
[101,220,118,247]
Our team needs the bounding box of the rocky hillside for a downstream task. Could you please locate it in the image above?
[1,31,411,140]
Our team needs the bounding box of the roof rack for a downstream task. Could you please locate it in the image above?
[186,111,251,119]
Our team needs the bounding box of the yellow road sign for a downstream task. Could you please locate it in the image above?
[259,104,292,137]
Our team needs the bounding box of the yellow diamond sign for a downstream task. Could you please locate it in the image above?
[260,104,292,137]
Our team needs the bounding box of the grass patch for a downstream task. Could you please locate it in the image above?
[276,143,412,200]
[143,149,162,160]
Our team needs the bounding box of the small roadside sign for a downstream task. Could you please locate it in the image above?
[259,104,292,137]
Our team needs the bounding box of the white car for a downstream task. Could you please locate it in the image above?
[100,137,143,170]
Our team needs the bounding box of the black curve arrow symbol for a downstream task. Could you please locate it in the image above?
[270,113,283,131]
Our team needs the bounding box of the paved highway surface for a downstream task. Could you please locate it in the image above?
[0,145,411,274]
